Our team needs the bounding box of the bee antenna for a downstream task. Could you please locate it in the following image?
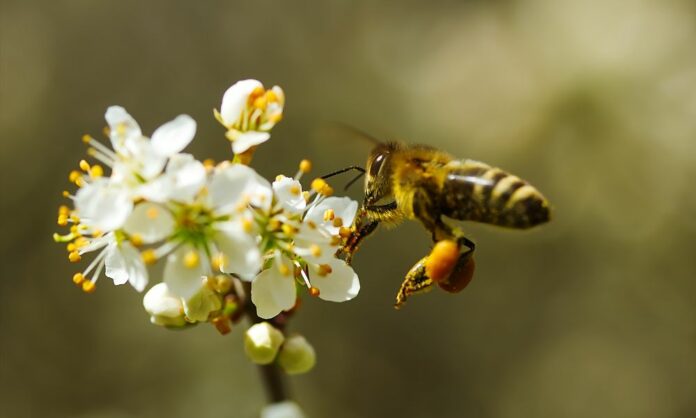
[320,166,366,191]
[320,166,365,180]
[343,171,365,191]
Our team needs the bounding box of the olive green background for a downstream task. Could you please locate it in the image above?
[2,0,696,417]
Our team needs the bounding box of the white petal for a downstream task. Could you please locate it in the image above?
[311,258,360,302]
[293,224,335,264]
[105,106,141,153]
[151,114,196,157]
[104,241,148,291]
[163,247,206,300]
[183,286,221,322]
[75,179,133,231]
[220,79,263,126]
[251,260,297,319]
[231,131,270,154]
[272,176,306,214]
[215,222,261,280]
[164,154,206,203]
[209,163,272,213]
[123,202,175,244]
[305,197,358,235]
[124,136,167,180]
[261,401,306,418]
[143,282,184,318]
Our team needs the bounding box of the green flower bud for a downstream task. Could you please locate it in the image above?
[244,322,285,365]
[278,334,316,375]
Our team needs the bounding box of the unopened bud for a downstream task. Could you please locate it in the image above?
[143,283,186,327]
[244,322,285,365]
[278,334,316,375]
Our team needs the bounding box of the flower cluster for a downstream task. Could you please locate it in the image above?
[54,79,360,375]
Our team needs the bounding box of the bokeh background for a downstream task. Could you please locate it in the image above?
[2,0,696,417]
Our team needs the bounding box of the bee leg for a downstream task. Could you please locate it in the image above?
[395,256,434,309]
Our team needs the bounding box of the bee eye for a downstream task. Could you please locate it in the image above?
[370,153,386,177]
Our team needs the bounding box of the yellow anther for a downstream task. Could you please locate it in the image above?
[90,165,104,178]
[57,215,68,226]
[130,234,143,247]
[87,147,97,157]
[211,253,226,271]
[265,89,279,103]
[268,218,281,231]
[276,175,285,181]
[339,227,352,238]
[79,160,90,172]
[203,159,216,169]
[310,244,322,258]
[299,159,312,173]
[306,220,317,230]
[82,280,96,293]
[250,86,265,100]
[332,217,343,228]
[116,123,127,136]
[279,263,291,276]
[183,250,200,269]
[70,214,80,222]
[146,206,159,219]
[74,237,89,248]
[72,273,85,285]
[70,225,79,234]
[58,205,70,215]
[102,126,110,137]
[317,264,332,276]
[311,178,327,194]
[281,224,296,236]
[253,95,267,110]
[302,191,311,202]
[81,134,93,144]
[69,170,82,183]
[74,177,85,188]
[289,185,301,196]
[68,251,81,263]
[321,185,334,196]
[215,275,233,293]
[92,229,103,238]
[141,249,157,265]
[67,243,77,252]
[309,287,320,297]
[330,236,342,246]
[269,113,283,123]
[62,190,70,197]
[323,209,335,222]
[242,218,254,233]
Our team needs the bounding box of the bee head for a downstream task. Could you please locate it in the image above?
[364,142,399,206]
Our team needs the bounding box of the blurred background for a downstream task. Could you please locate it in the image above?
[2,0,696,417]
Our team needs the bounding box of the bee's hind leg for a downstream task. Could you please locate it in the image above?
[395,256,435,309]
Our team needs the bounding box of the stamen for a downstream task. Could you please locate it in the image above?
[68,251,81,262]
[183,250,200,269]
[332,217,343,228]
[309,287,320,297]
[310,244,322,258]
[72,273,85,285]
[57,215,68,226]
[278,263,291,276]
[81,280,96,293]
[323,209,335,222]
[90,165,104,178]
[79,160,91,172]
[87,148,115,168]
[130,233,143,247]
[281,224,296,236]
[58,205,70,216]
[317,264,332,276]
[142,249,157,265]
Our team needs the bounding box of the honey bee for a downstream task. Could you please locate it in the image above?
[334,140,551,308]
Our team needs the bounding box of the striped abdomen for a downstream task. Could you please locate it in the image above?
[439,160,550,229]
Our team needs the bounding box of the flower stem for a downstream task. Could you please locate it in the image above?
[241,281,290,404]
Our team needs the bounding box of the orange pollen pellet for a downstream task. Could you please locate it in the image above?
[68,251,81,263]
[309,287,320,297]
[299,159,312,173]
[72,273,85,285]
[425,240,459,283]
[82,280,96,293]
